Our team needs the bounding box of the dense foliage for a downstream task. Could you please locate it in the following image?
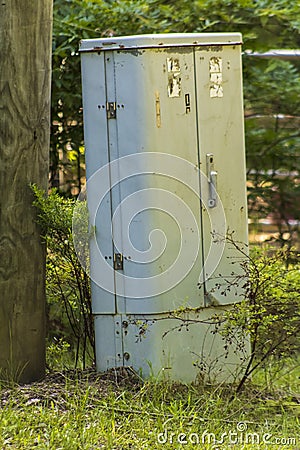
[219,243,300,392]
[32,185,94,368]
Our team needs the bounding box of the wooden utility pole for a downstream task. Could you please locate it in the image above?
[0,1,53,382]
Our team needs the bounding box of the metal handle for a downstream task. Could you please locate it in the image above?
[206,154,217,208]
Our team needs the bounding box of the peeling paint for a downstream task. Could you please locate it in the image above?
[209,56,223,98]
[155,91,161,127]
[167,57,181,97]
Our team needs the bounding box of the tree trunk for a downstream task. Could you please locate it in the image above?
[0,1,52,383]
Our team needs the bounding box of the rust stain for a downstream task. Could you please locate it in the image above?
[155,91,161,128]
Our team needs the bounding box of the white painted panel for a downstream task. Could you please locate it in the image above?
[81,35,249,383]
[81,53,116,313]
[195,45,248,305]
[121,311,250,383]
[110,48,204,313]
[93,315,123,371]
[79,33,242,52]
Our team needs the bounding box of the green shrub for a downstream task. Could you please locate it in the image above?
[220,243,300,392]
[31,185,94,369]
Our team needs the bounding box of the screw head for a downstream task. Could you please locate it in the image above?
[123,352,130,361]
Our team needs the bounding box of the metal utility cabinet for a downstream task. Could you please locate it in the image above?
[80,33,249,383]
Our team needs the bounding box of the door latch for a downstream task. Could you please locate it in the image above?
[206,154,218,208]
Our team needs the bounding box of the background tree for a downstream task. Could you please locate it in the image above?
[0,1,53,382]
[244,57,300,248]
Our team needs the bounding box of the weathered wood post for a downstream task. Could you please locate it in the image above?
[0,1,53,382]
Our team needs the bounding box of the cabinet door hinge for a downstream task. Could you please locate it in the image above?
[106,102,116,119]
[114,253,123,270]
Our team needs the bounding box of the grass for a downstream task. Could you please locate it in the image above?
[0,361,299,449]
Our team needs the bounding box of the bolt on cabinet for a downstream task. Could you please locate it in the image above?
[80,33,249,382]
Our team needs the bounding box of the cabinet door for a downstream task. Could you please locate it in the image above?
[81,52,117,314]
[195,45,248,305]
[108,48,205,314]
